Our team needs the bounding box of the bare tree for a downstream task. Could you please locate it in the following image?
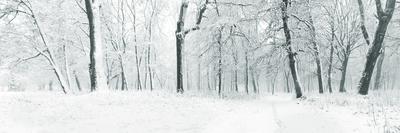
[175,0,209,93]
[85,0,108,91]
[280,0,303,98]
[358,0,396,95]
[8,0,69,94]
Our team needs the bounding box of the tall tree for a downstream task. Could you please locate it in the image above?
[175,0,209,93]
[6,0,69,94]
[306,0,323,93]
[85,0,108,91]
[280,0,303,98]
[358,0,395,95]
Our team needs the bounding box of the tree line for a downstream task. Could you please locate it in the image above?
[0,0,398,98]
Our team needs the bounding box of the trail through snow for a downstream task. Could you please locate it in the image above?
[0,92,370,133]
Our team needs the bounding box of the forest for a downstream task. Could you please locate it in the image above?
[0,0,399,133]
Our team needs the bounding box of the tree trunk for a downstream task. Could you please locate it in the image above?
[85,0,108,91]
[234,69,238,92]
[73,71,82,91]
[217,28,223,96]
[119,57,128,91]
[306,0,323,94]
[134,45,142,90]
[339,51,349,92]
[63,45,72,90]
[49,81,53,91]
[245,51,249,94]
[285,71,290,93]
[374,46,385,90]
[175,2,188,93]
[251,69,258,94]
[198,57,201,91]
[327,25,334,93]
[115,75,120,90]
[314,46,324,94]
[281,0,303,98]
[147,46,153,91]
[358,0,395,95]
[175,0,208,93]
[27,5,69,94]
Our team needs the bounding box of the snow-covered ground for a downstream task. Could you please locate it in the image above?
[0,91,396,133]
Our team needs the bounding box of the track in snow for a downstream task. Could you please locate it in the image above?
[0,92,369,133]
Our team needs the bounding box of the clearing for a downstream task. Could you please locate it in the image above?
[0,91,373,133]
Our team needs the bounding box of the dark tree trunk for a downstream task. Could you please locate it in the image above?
[281,0,303,98]
[134,45,142,90]
[147,47,154,91]
[175,0,208,93]
[115,75,120,90]
[374,47,385,90]
[339,50,350,93]
[85,0,108,91]
[358,0,395,95]
[234,69,238,92]
[175,2,188,93]
[307,0,323,94]
[207,67,211,90]
[120,59,128,91]
[327,25,334,93]
[315,48,324,94]
[245,51,249,94]
[217,28,223,96]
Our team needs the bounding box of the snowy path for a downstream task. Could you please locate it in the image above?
[0,92,369,133]
[202,96,358,133]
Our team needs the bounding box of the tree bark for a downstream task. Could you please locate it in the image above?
[175,0,208,93]
[285,71,290,93]
[357,0,371,45]
[85,0,108,91]
[119,57,128,91]
[175,1,188,93]
[374,47,385,90]
[358,0,395,95]
[245,51,249,94]
[281,0,303,98]
[327,25,334,93]
[306,0,323,94]
[217,28,223,96]
[339,46,350,92]
[251,69,258,94]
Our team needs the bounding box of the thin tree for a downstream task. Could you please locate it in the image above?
[9,0,69,94]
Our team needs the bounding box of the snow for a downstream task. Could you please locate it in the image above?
[0,91,387,133]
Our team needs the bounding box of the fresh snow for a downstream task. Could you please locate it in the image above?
[0,92,374,133]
